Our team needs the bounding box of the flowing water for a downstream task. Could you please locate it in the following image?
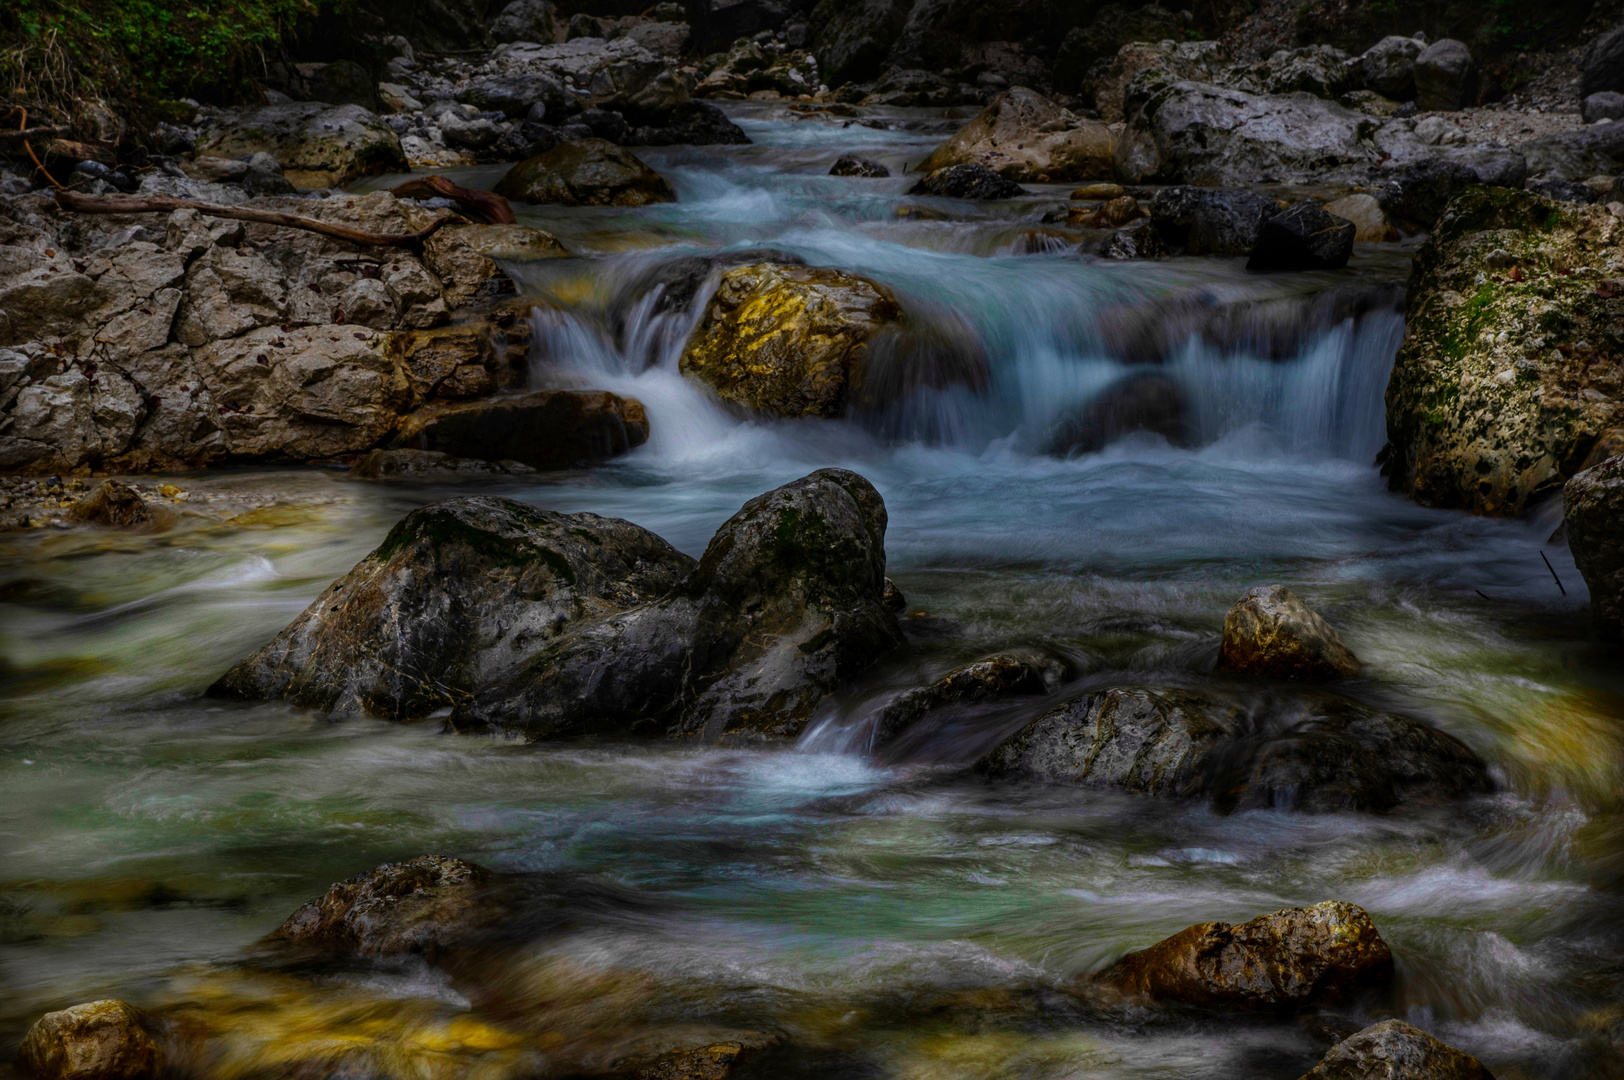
[3,103,1623,1078]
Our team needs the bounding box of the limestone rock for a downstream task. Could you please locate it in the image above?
[350,448,529,478]
[1519,121,1624,182]
[195,103,407,189]
[917,88,1115,184]
[830,155,889,177]
[1297,1019,1495,1080]
[494,138,674,206]
[872,651,1068,747]
[809,0,912,86]
[1360,36,1425,101]
[1247,201,1356,272]
[679,263,902,417]
[1584,91,1624,125]
[1096,901,1393,1011]
[490,0,558,44]
[1323,193,1399,242]
[1584,23,1624,100]
[278,856,498,958]
[68,480,152,528]
[456,224,571,260]
[1414,40,1477,113]
[1218,586,1361,680]
[1384,187,1624,516]
[392,389,649,469]
[1090,39,1230,124]
[908,163,1027,200]
[1149,186,1280,256]
[211,497,693,718]
[1564,455,1624,643]
[1097,218,1169,260]
[16,999,159,1080]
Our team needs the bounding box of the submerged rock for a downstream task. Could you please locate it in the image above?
[679,263,902,417]
[1217,586,1361,681]
[69,480,153,528]
[1045,373,1187,455]
[1384,187,1624,516]
[453,468,904,742]
[1565,454,1624,644]
[392,389,649,469]
[210,496,694,718]
[1246,201,1356,272]
[17,999,160,1080]
[978,685,1489,813]
[917,87,1115,183]
[1096,901,1393,1011]
[277,856,497,958]
[494,138,675,206]
[830,155,890,177]
[907,163,1028,200]
[1149,186,1280,256]
[1298,1019,1495,1079]
[872,651,1069,747]
[349,448,533,478]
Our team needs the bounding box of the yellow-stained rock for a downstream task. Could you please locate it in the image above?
[17,999,160,1080]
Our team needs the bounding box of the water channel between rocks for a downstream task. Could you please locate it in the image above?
[2,104,1622,1079]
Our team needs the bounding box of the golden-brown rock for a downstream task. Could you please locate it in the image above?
[68,480,152,528]
[1217,585,1361,681]
[493,139,675,207]
[918,87,1115,183]
[1096,900,1393,1010]
[276,856,497,958]
[16,999,160,1080]
[679,263,902,417]
[1298,1019,1495,1080]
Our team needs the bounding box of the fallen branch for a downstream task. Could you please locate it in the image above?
[0,125,68,141]
[388,175,516,225]
[52,190,460,249]
[4,106,66,192]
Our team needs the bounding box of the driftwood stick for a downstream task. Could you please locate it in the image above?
[52,190,460,249]
[388,175,516,225]
[0,125,68,141]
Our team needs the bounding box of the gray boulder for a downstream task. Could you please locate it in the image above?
[1097,218,1170,260]
[1565,455,1624,645]
[1414,39,1477,112]
[1360,35,1424,101]
[809,0,912,86]
[978,685,1491,813]
[277,856,499,959]
[1378,157,1483,227]
[1298,1019,1494,1080]
[1246,200,1356,271]
[460,72,568,118]
[453,469,905,742]
[490,0,557,43]
[1583,23,1624,100]
[1520,121,1624,181]
[194,102,406,189]
[210,497,696,719]
[391,389,649,469]
[1149,186,1280,256]
[1584,91,1624,125]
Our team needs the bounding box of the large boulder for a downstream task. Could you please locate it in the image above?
[1384,187,1624,516]
[1217,586,1361,681]
[1360,36,1425,101]
[210,497,695,718]
[1414,40,1477,112]
[452,469,905,742]
[1247,200,1356,272]
[1090,39,1230,124]
[1298,1019,1495,1080]
[907,163,1027,200]
[916,88,1115,184]
[1115,80,1379,186]
[392,389,649,469]
[195,103,407,189]
[494,139,674,206]
[277,856,498,958]
[1584,91,1624,125]
[1565,455,1624,644]
[16,1000,160,1080]
[978,685,1490,813]
[1584,23,1624,100]
[1096,901,1393,1011]
[1149,186,1280,256]
[808,0,912,86]
[679,263,902,417]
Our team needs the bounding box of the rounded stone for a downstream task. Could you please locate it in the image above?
[16,1000,159,1080]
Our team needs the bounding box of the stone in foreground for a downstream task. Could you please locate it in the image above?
[494,138,675,206]
[1096,900,1393,1011]
[16,999,159,1080]
[1247,201,1356,272]
[392,389,649,469]
[1564,454,1624,643]
[917,88,1115,183]
[679,264,902,416]
[277,856,496,958]
[1217,585,1361,681]
[1298,1019,1495,1080]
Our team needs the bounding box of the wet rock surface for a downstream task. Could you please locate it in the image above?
[871,651,1068,748]
[16,999,161,1080]
[67,479,154,529]
[1149,186,1280,256]
[1217,586,1361,681]
[907,163,1028,200]
[830,154,889,177]
[277,856,499,958]
[1565,454,1624,643]
[392,389,650,469]
[1298,1019,1495,1080]
[1247,201,1356,272]
[494,139,675,206]
[1095,900,1394,1011]
[1045,372,1187,455]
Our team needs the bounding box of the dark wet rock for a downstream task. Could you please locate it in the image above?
[494,139,674,206]
[210,497,693,718]
[1045,373,1187,455]
[277,856,498,958]
[348,448,533,478]
[1299,1019,1494,1080]
[629,102,750,146]
[308,60,378,111]
[830,155,889,177]
[577,108,629,144]
[1096,901,1393,1011]
[453,469,904,742]
[17,999,160,1080]
[1246,201,1355,272]
[1360,36,1424,101]
[1385,187,1624,517]
[1055,4,1185,96]
[809,0,912,87]
[1149,186,1279,256]
[393,390,648,470]
[1217,586,1361,682]
[69,480,152,528]
[679,263,902,417]
[882,577,906,611]
[1377,152,1527,228]
[1414,40,1477,112]
[1565,455,1624,644]
[908,163,1027,200]
[1097,218,1169,260]
[1583,91,1624,125]
[872,651,1068,747]
[1441,147,1527,191]
[620,1034,785,1080]
[917,88,1115,184]
[978,685,1490,813]
[1585,24,1624,100]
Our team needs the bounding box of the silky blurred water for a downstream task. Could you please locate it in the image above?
[2,106,1622,1079]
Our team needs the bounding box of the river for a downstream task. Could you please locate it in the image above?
[2,103,1621,1079]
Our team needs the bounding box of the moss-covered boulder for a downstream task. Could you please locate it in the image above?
[917,87,1115,183]
[679,264,903,417]
[1384,186,1624,516]
[195,103,407,189]
[493,139,675,207]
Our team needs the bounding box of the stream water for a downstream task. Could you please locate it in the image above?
[3,104,1623,1079]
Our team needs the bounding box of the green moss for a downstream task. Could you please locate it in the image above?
[375,502,575,584]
